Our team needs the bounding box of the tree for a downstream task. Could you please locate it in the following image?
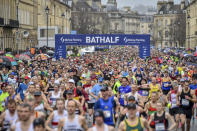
[72,10,107,34]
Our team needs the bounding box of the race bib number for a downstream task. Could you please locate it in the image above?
[137,77,141,81]
[104,111,111,118]
[155,123,165,131]
[23,90,26,94]
[1,101,5,107]
[164,83,168,87]
[142,90,148,96]
[182,99,189,106]
[171,100,177,108]
[121,93,125,99]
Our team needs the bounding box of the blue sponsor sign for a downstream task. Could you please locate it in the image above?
[55,34,150,59]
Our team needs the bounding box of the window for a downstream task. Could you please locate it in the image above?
[165,20,168,25]
[115,23,119,30]
[40,29,55,38]
[165,31,168,38]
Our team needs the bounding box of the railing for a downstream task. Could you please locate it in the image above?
[0,17,4,26]
[4,19,19,28]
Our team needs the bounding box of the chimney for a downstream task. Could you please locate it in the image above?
[123,6,131,12]
[157,0,165,13]
[86,0,93,7]
[167,0,174,10]
[181,0,185,10]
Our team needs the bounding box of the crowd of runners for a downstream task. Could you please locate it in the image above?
[0,46,197,131]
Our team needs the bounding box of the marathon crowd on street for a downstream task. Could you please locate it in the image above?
[0,46,197,131]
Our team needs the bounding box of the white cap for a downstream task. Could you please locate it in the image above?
[68,79,75,83]
[82,74,86,78]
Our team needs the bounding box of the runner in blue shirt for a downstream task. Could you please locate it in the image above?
[118,77,131,116]
[94,86,118,126]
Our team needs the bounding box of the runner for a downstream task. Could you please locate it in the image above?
[118,77,131,114]
[11,103,34,131]
[94,86,118,126]
[58,99,88,131]
[0,100,18,131]
[47,84,61,108]
[119,103,149,131]
[33,118,46,131]
[176,80,197,131]
[88,109,115,131]
[64,90,84,115]
[46,98,67,131]
[167,81,180,130]
[148,101,176,131]
[144,91,158,129]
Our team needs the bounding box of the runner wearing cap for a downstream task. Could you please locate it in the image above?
[58,99,88,131]
[34,91,53,114]
[120,95,143,121]
[64,90,84,115]
[17,76,31,101]
[119,103,149,131]
[94,86,118,126]
[88,109,115,131]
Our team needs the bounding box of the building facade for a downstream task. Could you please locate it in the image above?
[186,0,197,49]
[71,0,109,34]
[0,0,71,51]
[37,0,71,47]
[108,7,140,34]
[139,15,154,44]
[153,0,186,48]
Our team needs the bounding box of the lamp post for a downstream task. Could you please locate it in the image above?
[45,6,49,47]
[16,0,19,54]
[61,13,65,34]
[187,10,191,49]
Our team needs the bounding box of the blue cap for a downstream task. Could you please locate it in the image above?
[10,72,15,75]
[98,77,103,82]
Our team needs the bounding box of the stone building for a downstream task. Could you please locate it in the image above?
[153,0,186,48]
[37,0,71,47]
[185,0,197,49]
[0,0,37,51]
[139,15,154,44]
[0,0,71,50]
[71,0,109,34]
[108,7,140,34]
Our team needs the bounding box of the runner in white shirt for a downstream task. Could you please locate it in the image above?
[47,85,61,108]
[46,98,67,131]
[11,103,34,131]
[58,100,88,131]
[0,100,18,131]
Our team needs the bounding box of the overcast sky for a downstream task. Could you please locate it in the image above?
[102,0,181,8]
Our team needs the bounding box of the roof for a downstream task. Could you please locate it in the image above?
[158,4,183,14]
[72,1,95,12]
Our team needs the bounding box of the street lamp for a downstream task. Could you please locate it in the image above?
[16,0,19,54]
[61,13,65,34]
[45,6,49,47]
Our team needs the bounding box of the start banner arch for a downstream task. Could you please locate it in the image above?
[55,34,150,59]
